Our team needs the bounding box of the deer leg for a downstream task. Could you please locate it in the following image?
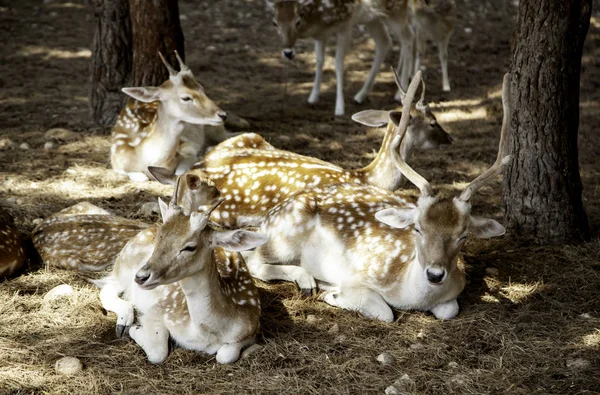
[99,281,135,338]
[414,27,427,73]
[319,287,394,322]
[334,29,351,116]
[216,338,254,364]
[438,35,451,92]
[308,39,325,105]
[353,19,391,104]
[128,172,150,183]
[429,298,458,320]
[390,20,415,101]
[128,314,170,364]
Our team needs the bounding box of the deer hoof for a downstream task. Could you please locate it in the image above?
[116,324,127,338]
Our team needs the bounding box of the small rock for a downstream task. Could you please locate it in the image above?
[328,323,339,334]
[448,361,459,369]
[416,330,425,339]
[579,313,592,319]
[384,385,400,395]
[393,374,415,392]
[464,27,473,34]
[19,142,30,150]
[44,141,55,150]
[15,198,24,206]
[485,267,499,276]
[43,284,74,303]
[55,356,83,376]
[45,127,78,141]
[179,14,188,20]
[0,138,13,149]
[306,314,318,323]
[376,352,395,365]
[566,358,591,370]
[241,344,263,359]
[410,343,424,350]
[206,45,217,52]
[138,202,160,217]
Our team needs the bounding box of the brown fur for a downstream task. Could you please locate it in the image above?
[0,206,27,277]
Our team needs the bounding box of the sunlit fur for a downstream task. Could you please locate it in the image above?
[0,206,27,277]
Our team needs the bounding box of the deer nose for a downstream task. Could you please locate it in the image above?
[135,268,151,285]
[426,268,446,285]
[217,110,227,121]
[282,48,295,60]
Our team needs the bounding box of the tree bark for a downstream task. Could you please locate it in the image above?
[89,0,132,127]
[129,0,185,86]
[503,0,591,244]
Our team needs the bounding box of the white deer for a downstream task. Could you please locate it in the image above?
[245,73,512,321]
[95,198,267,364]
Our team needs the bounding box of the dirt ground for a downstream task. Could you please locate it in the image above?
[1,0,599,393]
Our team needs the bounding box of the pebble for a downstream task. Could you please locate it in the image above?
[485,267,499,276]
[448,361,459,369]
[384,386,400,395]
[55,356,83,376]
[0,138,13,149]
[391,374,414,392]
[579,313,591,319]
[306,314,318,324]
[464,27,473,34]
[179,14,188,20]
[43,284,74,303]
[19,142,30,150]
[206,45,217,52]
[240,344,263,359]
[376,352,395,366]
[44,141,55,150]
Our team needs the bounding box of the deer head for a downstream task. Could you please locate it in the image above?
[266,0,302,59]
[134,199,267,290]
[121,51,226,126]
[375,73,511,285]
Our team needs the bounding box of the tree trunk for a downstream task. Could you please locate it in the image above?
[503,0,591,244]
[129,0,185,86]
[89,0,132,127]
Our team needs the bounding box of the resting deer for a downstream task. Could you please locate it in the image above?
[410,0,456,92]
[111,51,227,182]
[246,73,512,321]
[32,168,220,271]
[0,206,27,277]
[95,198,266,364]
[267,0,418,115]
[193,71,452,228]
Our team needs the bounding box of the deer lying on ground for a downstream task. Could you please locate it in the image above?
[193,71,452,228]
[0,206,27,277]
[246,73,512,320]
[95,198,266,364]
[31,168,220,271]
[111,51,228,182]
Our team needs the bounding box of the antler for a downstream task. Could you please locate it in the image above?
[415,77,428,112]
[170,175,182,207]
[174,50,190,73]
[392,67,427,111]
[158,51,177,77]
[191,197,226,231]
[390,70,434,197]
[458,73,512,202]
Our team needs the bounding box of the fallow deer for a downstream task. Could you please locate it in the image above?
[95,198,267,364]
[193,71,452,228]
[111,51,227,182]
[267,0,418,115]
[245,73,512,321]
[31,168,220,271]
[0,206,27,277]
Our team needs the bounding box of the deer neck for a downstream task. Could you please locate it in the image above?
[354,123,414,191]
[139,103,185,168]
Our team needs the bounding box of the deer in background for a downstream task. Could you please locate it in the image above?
[31,168,220,271]
[193,70,452,228]
[0,206,27,277]
[245,73,511,320]
[111,51,228,182]
[95,197,266,364]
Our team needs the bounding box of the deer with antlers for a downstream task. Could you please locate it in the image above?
[192,71,451,228]
[111,51,228,182]
[32,168,220,272]
[0,206,27,277]
[95,197,266,364]
[245,73,512,320]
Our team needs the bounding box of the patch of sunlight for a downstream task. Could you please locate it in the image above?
[488,87,502,99]
[0,97,28,105]
[431,99,483,108]
[591,16,600,29]
[580,100,600,109]
[17,46,91,60]
[480,294,500,304]
[581,330,600,348]
[74,96,89,103]
[500,281,545,303]
[436,107,487,123]
[48,2,86,9]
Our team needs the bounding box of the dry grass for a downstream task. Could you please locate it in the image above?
[1,0,600,393]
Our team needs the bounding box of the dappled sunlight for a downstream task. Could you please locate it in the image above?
[500,281,546,304]
[590,16,600,29]
[436,107,487,123]
[580,330,600,349]
[17,46,91,60]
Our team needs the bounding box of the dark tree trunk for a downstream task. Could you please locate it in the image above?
[503,0,591,244]
[89,0,132,127]
[129,0,185,86]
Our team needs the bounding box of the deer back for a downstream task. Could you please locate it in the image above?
[0,206,27,277]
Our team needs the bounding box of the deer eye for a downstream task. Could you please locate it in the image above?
[458,235,468,244]
[181,245,197,253]
[413,228,422,236]
[181,96,193,102]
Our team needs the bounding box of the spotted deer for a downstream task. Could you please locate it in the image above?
[31,168,220,271]
[267,0,419,115]
[410,0,456,92]
[193,71,452,228]
[95,198,266,364]
[111,51,227,182]
[0,206,27,277]
[246,73,512,321]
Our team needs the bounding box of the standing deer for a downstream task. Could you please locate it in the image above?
[0,206,27,277]
[193,71,452,228]
[32,168,220,271]
[111,51,227,182]
[95,198,266,364]
[245,73,512,321]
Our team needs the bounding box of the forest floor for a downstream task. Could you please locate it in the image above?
[1,0,599,393]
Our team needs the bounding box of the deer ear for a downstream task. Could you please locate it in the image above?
[158,198,170,223]
[375,207,416,229]
[148,166,177,185]
[211,230,268,252]
[122,87,161,103]
[469,216,506,239]
[351,110,389,127]
[185,174,201,190]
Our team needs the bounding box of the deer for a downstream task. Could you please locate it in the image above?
[111,51,228,182]
[95,197,267,364]
[31,168,220,272]
[192,70,452,228]
[0,206,27,277]
[267,0,421,115]
[245,73,512,321]
[410,0,456,92]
